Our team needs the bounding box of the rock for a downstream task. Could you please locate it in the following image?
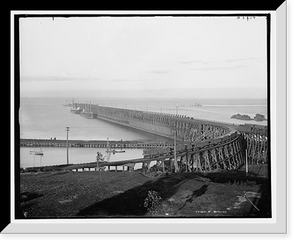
[231,113,266,121]
[231,113,252,121]
[21,195,28,201]
[58,199,73,204]
[113,191,124,194]
[253,113,266,121]
[167,198,176,202]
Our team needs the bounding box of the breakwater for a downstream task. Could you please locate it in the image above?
[20,138,173,149]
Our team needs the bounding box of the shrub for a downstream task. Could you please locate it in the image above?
[144,190,162,215]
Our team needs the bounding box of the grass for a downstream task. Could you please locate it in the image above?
[19,169,271,218]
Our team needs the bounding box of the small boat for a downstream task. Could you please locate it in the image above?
[106,149,126,155]
[70,107,83,114]
[80,109,97,118]
[80,102,97,118]
[112,150,126,154]
[30,150,44,156]
[63,101,72,107]
[70,100,83,114]
[190,102,202,107]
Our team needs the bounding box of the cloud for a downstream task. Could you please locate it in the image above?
[104,78,150,83]
[188,65,247,71]
[21,75,101,82]
[179,59,213,65]
[180,57,264,67]
[148,70,172,74]
[104,78,131,82]
[225,57,259,63]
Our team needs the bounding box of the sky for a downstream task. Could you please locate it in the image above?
[19,16,267,99]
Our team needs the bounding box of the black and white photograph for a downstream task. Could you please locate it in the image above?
[5,5,288,234]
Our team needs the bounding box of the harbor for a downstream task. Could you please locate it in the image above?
[20,101,268,174]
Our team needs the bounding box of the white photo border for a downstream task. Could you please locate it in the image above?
[6,2,288,234]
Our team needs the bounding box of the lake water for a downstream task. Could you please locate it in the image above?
[19,97,267,168]
[20,147,143,169]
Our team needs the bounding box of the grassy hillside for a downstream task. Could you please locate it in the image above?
[19,169,271,218]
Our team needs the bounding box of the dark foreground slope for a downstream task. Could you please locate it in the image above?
[19,169,271,218]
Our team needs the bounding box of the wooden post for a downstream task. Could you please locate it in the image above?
[246,149,249,175]
[66,127,70,165]
[195,155,199,172]
[198,152,203,172]
[174,123,179,172]
[187,154,190,172]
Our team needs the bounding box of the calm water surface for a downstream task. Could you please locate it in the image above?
[20,147,143,168]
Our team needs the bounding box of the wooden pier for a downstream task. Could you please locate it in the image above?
[20,103,269,174]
